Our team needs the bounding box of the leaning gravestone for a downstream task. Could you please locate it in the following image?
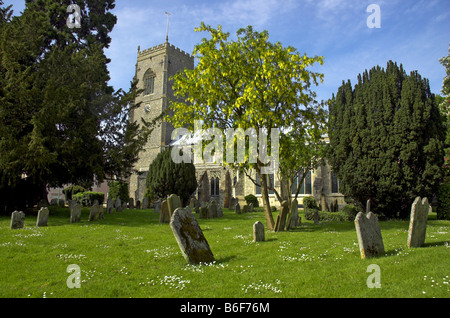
[407,196,431,248]
[167,194,182,217]
[170,208,215,264]
[253,221,265,242]
[70,202,82,223]
[36,207,49,227]
[274,201,289,231]
[10,211,25,229]
[159,200,170,224]
[354,212,385,259]
[286,199,299,230]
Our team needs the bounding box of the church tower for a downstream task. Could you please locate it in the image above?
[129,42,194,201]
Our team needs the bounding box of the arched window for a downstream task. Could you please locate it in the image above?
[143,69,155,95]
[215,177,220,196]
[211,178,215,196]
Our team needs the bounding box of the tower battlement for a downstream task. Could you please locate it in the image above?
[138,42,192,59]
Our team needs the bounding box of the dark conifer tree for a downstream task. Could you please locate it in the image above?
[327,61,445,218]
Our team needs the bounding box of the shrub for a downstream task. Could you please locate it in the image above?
[244,194,259,207]
[108,181,129,203]
[436,183,450,220]
[303,207,318,220]
[62,185,87,201]
[303,196,318,209]
[146,147,197,206]
[342,204,360,220]
[303,207,354,222]
[73,191,105,206]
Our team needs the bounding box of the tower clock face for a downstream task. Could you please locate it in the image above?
[144,104,151,113]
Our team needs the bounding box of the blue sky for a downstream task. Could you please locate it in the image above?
[5,0,450,102]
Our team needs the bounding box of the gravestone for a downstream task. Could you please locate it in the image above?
[189,198,196,209]
[199,206,208,219]
[154,200,161,214]
[274,201,289,231]
[106,198,114,214]
[217,205,223,218]
[70,202,82,223]
[167,194,181,217]
[115,198,122,212]
[142,197,149,209]
[169,208,215,264]
[253,221,265,242]
[36,207,49,227]
[235,202,241,214]
[354,212,385,259]
[88,201,100,221]
[10,211,25,229]
[136,200,141,209]
[366,199,371,213]
[207,200,217,218]
[129,198,135,209]
[286,199,299,230]
[159,200,170,223]
[122,202,127,210]
[243,205,250,213]
[407,196,431,248]
[248,203,253,212]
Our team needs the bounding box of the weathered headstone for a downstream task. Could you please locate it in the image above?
[248,202,254,212]
[286,199,299,230]
[154,200,161,214]
[253,221,265,242]
[70,201,82,223]
[167,194,181,217]
[36,207,49,227]
[10,211,25,229]
[189,198,196,209]
[121,202,127,210]
[274,201,289,231]
[106,198,114,214]
[142,197,149,209]
[199,206,208,219]
[407,196,431,248]
[97,203,104,220]
[169,208,215,264]
[235,202,241,214]
[354,212,385,259]
[243,205,250,213]
[207,200,217,218]
[115,198,122,212]
[88,201,100,221]
[159,200,170,223]
[136,200,141,209]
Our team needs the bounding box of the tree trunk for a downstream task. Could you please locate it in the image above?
[260,173,275,230]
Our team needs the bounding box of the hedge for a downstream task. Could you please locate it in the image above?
[73,191,105,207]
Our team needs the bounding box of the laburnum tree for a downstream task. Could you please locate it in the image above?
[327,60,445,219]
[168,23,326,230]
[0,0,150,213]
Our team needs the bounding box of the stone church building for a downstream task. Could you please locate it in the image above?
[128,41,346,210]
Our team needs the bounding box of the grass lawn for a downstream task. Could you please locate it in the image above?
[0,206,448,298]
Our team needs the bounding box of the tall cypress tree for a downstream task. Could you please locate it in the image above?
[327,61,445,218]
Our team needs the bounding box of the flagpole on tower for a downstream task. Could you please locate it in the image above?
[165,11,171,43]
